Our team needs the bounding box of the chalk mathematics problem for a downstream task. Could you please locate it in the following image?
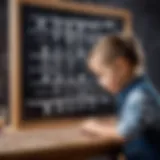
[9,0,132,129]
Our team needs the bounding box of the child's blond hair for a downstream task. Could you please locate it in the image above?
[88,34,145,75]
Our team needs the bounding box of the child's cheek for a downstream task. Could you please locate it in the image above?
[98,77,113,91]
[106,76,118,93]
[98,77,108,89]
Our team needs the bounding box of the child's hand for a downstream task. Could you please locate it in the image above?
[81,120,102,137]
[81,119,125,143]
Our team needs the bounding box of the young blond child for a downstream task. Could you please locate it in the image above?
[82,34,160,160]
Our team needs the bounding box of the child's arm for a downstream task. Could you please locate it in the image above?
[82,93,147,143]
[82,120,125,143]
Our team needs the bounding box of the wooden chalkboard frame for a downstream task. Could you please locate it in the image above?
[9,0,132,130]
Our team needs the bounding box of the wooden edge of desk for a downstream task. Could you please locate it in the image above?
[0,138,121,159]
[0,117,121,160]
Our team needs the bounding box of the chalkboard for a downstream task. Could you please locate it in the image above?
[9,0,132,129]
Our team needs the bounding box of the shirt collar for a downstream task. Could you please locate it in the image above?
[116,75,146,106]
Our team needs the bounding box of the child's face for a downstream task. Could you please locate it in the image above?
[89,55,131,94]
[94,65,121,94]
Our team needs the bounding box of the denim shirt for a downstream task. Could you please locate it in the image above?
[116,75,160,160]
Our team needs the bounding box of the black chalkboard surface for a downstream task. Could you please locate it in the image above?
[9,0,132,129]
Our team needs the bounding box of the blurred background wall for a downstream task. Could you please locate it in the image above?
[0,0,160,106]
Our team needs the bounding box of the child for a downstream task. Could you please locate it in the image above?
[82,34,160,160]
